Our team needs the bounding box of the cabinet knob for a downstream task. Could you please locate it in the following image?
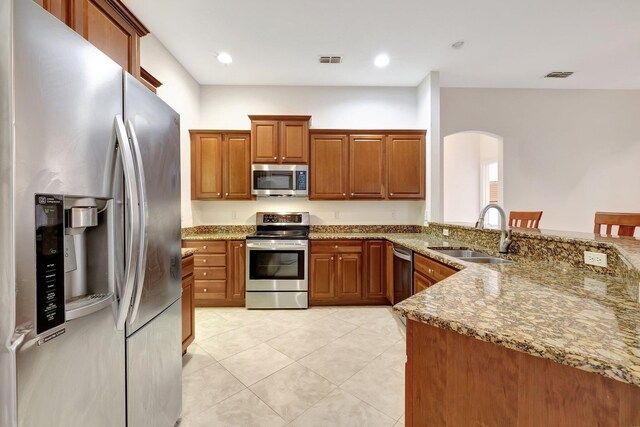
[343,193,346,196]
[428,268,434,274]
[390,193,394,196]
[204,288,208,292]
[217,193,220,196]
[339,257,343,260]
[351,193,354,196]
[273,156,277,160]
[334,245,338,248]
[225,192,229,196]
[203,272,207,276]
[203,245,207,249]
[331,257,334,260]
[282,156,286,160]
[240,244,243,247]
[203,259,207,263]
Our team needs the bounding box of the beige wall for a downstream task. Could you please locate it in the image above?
[441,88,640,232]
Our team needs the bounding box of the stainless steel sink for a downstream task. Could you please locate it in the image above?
[433,249,491,258]
[459,257,514,265]
[434,249,515,265]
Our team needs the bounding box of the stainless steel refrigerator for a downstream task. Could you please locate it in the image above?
[0,1,183,426]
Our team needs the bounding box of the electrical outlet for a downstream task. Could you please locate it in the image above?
[584,251,608,268]
[443,228,450,236]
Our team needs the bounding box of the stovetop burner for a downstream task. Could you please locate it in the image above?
[247,212,310,240]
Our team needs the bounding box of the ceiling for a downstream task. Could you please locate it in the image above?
[125,0,640,88]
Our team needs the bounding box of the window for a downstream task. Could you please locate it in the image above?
[483,162,500,227]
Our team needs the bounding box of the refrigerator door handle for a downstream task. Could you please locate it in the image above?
[126,120,148,325]
[113,115,141,330]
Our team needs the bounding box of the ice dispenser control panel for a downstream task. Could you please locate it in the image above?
[35,194,65,335]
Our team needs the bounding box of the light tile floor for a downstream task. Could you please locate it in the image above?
[179,306,406,427]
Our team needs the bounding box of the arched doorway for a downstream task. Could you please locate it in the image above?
[443,131,504,226]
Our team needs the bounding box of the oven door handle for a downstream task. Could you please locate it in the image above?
[246,242,308,250]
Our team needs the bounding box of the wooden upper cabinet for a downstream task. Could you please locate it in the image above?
[249,115,311,164]
[387,134,425,199]
[349,135,386,199]
[280,120,309,163]
[191,132,223,200]
[37,0,149,79]
[310,134,348,200]
[223,133,251,200]
[251,120,279,163]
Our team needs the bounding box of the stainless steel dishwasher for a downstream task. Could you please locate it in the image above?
[393,245,413,304]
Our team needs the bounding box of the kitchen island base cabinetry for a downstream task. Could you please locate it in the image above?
[181,254,195,354]
[405,319,640,427]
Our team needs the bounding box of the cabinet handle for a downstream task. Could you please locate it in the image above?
[428,268,434,274]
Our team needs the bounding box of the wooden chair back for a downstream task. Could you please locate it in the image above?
[594,212,640,237]
[509,211,543,229]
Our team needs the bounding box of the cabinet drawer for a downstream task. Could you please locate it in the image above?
[414,253,458,283]
[413,271,435,294]
[195,254,226,267]
[194,267,226,280]
[182,256,194,279]
[311,240,363,254]
[183,240,227,254]
[194,281,226,300]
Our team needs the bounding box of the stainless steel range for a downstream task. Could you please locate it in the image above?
[245,212,310,309]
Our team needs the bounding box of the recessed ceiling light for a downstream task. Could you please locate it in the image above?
[451,40,465,49]
[374,53,390,68]
[216,52,233,64]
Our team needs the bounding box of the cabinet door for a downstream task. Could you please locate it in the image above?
[280,120,309,164]
[181,275,194,352]
[387,134,425,199]
[227,241,246,301]
[310,253,336,302]
[72,0,141,77]
[349,135,386,199]
[337,253,362,300]
[191,133,223,200]
[251,120,279,163]
[385,241,394,304]
[37,0,68,22]
[364,241,386,300]
[309,134,349,200]
[413,272,434,294]
[223,133,251,200]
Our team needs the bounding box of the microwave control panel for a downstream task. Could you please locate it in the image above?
[296,171,307,190]
[35,194,65,335]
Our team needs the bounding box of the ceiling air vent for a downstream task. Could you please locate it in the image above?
[544,71,574,78]
[319,55,342,64]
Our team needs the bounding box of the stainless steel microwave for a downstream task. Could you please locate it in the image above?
[251,164,308,197]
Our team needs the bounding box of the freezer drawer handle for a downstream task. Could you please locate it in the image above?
[126,120,149,325]
[112,115,141,331]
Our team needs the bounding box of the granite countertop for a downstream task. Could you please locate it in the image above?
[385,233,640,387]
[180,227,640,385]
[181,248,197,258]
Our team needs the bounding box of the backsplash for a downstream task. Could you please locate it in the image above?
[310,225,422,233]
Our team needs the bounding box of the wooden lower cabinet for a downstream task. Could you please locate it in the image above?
[182,240,245,307]
[385,241,394,304]
[405,320,640,426]
[310,240,388,306]
[413,252,458,289]
[413,272,434,294]
[181,254,195,354]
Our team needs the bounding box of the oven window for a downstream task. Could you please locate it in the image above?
[254,171,294,190]
[249,250,304,280]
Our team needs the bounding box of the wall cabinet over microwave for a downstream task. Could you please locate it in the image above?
[249,115,311,164]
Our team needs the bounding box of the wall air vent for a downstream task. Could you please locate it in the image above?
[544,71,574,78]
[319,56,342,64]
